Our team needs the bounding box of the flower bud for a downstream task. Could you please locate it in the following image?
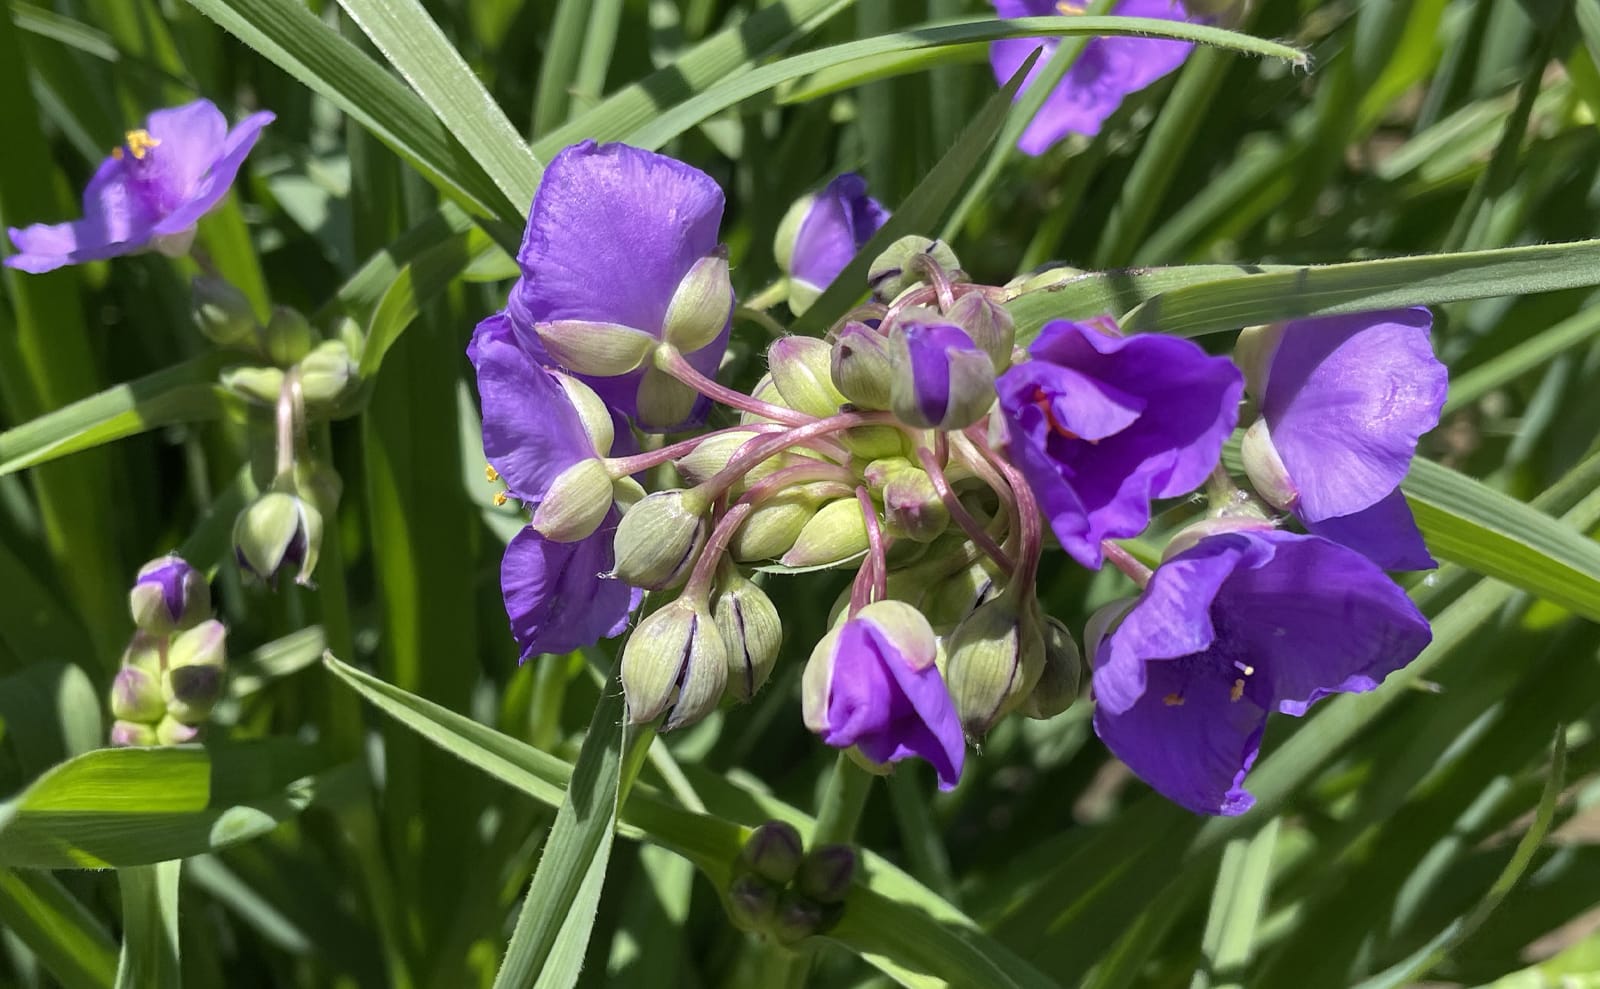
[779,497,869,570]
[675,430,791,489]
[1240,419,1297,511]
[110,666,166,723]
[736,821,804,884]
[945,292,1016,371]
[155,715,201,746]
[829,321,893,410]
[612,489,710,590]
[771,891,830,945]
[220,365,284,407]
[1083,598,1138,661]
[838,424,908,462]
[773,193,816,278]
[1233,323,1286,399]
[534,319,657,376]
[888,320,996,430]
[297,339,357,410]
[942,590,1045,736]
[192,274,258,348]
[794,845,856,905]
[714,568,783,702]
[110,720,160,747]
[167,619,227,672]
[129,554,210,633]
[552,373,616,455]
[530,459,615,542]
[634,364,700,431]
[769,336,846,418]
[876,464,948,543]
[619,597,729,730]
[263,306,315,367]
[662,255,733,354]
[777,174,889,317]
[233,490,324,587]
[919,559,1004,632]
[740,375,788,426]
[1162,514,1276,562]
[729,482,848,562]
[867,236,962,303]
[165,663,225,724]
[1019,617,1082,720]
[727,874,780,932]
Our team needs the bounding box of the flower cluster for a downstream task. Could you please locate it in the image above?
[473,140,1445,816]
[109,556,228,746]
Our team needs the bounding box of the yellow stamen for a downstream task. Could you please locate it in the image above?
[1230,679,1246,703]
[1162,692,1185,707]
[493,491,508,507]
[123,129,160,161]
[1056,0,1086,12]
[485,463,500,483]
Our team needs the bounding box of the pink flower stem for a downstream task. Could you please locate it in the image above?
[1100,541,1153,589]
[960,428,1042,588]
[914,445,1014,575]
[736,461,857,506]
[698,410,895,501]
[849,486,888,615]
[274,367,305,480]
[682,501,754,601]
[604,422,787,478]
[654,345,812,426]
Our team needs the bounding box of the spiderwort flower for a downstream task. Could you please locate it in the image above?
[775,173,891,315]
[6,99,273,273]
[989,0,1197,154]
[887,318,997,430]
[128,554,210,634]
[802,601,965,790]
[996,318,1243,569]
[1236,309,1447,571]
[470,314,641,660]
[1091,528,1431,815]
[506,141,730,431]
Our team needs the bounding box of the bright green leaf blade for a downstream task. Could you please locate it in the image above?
[0,867,117,989]
[1192,818,1280,989]
[112,862,181,989]
[0,663,101,776]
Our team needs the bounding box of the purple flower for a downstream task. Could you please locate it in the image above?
[779,173,890,308]
[506,141,729,430]
[888,319,996,430]
[1092,528,1431,815]
[6,100,273,273]
[129,554,210,633]
[989,0,1196,154]
[469,314,640,660]
[996,318,1243,569]
[802,601,966,790]
[1241,309,1447,571]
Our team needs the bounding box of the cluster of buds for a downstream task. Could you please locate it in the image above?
[109,556,227,746]
[726,821,856,944]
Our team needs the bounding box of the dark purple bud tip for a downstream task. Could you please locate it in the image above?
[726,874,779,933]
[771,891,829,945]
[737,821,805,884]
[794,844,857,905]
[166,665,224,724]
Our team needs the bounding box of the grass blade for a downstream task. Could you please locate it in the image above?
[112,862,181,989]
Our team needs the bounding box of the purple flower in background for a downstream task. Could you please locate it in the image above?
[129,554,211,633]
[802,601,965,790]
[997,318,1242,569]
[469,314,640,660]
[1092,529,1431,815]
[989,0,1197,154]
[507,140,728,430]
[778,173,890,312]
[6,100,273,273]
[1239,308,1447,571]
[888,320,996,430]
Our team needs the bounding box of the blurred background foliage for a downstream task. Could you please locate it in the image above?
[3,0,1600,987]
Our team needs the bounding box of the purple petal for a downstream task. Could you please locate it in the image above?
[501,519,639,661]
[1262,308,1446,522]
[6,158,157,272]
[151,110,275,236]
[137,100,229,215]
[469,313,596,503]
[1302,486,1436,571]
[790,173,890,291]
[903,322,979,426]
[821,621,897,747]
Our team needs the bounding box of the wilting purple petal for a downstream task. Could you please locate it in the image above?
[788,173,891,292]
[501,517,640,661]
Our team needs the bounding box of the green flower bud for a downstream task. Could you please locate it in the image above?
[867,236,963,303]
[794,845,856,905]
[773,193,815,277]
[771,891,830,945]
[839,424,909,461]
[740,375,787,426]
[634,364,700,431]
[129,554,210,634]
[887,319,996,431]
[612,489,710,590]
[1240,419,1296,511]
[919,559,1004,633]
[779,497,869,570]
[942,590,1045,736]
[263,306,315,367]
[1019,617,1082,720]
[736,821,804,884]
[168,619,227,671]
[163,619,227,724]
[727,874,780,932]
[945,292,1016,371]
[829,321,893,410]
[297,339,357,410]
[1233,323,1285,399]
[155,715,200,746]
[530,459,615,542]
[552,373,615,455]
[534,319,657,376]
[220,365,284,407]
[192,274,258,348]
[714,568,783,702]
[110,665,165,723]
[876,463,948,543]
[769,336,845,418]
[729,482,848,562]
[662,255,733,353]
[110,720,160,747]
[233,490,324,587]
[619,597,728,730]
[675,430,791,489]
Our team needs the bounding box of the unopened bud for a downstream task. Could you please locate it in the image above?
[771,891,830,944]
[943,590,1044,736]
[945,292,1015,371]
[794,845,856,904]
[663,255,733,353]
[829,321,893,409]
[1019,617,1082,720]
[168,619,227,671]
[619,597,728,730]
[729,482,847,562]
[727,874,780,932]
[155,715,201,746]
[1163,513,1276,562]
[839,424,908,461]
[220,365,284,407]
[1083,598,1138,662]
[129,554,210,633]
[740,375,786,426]
[1233,323,1286,399]
[552,373,616,455]
[888,319,996,430]
[233,491,324,586]
[773,193,816,278]
[531,459,615,542]
[534,319,657,376]
[675,430,790,489]
[920,559,1004,632]
[1240,419,1297,511]
[779,497,869,570]
[612,489,710,590]
[263,307,315,367]
[110,666,165,723]
[769,336,845,418]
[877,465,948,543]
[867,236,962,303]
[714,568,783,702]
[737,821,804,884]
[297,340,357,410]
[110,720,160,747]
[165,664,225,725]
[192,274,258,348]
[634,364,700,431]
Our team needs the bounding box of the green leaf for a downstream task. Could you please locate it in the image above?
[1192,818,1280,989]
[226,626,329,700]
[0,663,102,777]
[357,225,501,378]
[113,862,181,989]
[0,742,340,869]
[0,868,116,989]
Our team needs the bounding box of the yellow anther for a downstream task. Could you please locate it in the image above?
[123,129,160,161]
[1056,0,1086,13]
[1234,661,1255,676]
[493,491,508,507]
[1162,692,1185,707]
[484,463,500,483]
[1230,678,1246,703]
